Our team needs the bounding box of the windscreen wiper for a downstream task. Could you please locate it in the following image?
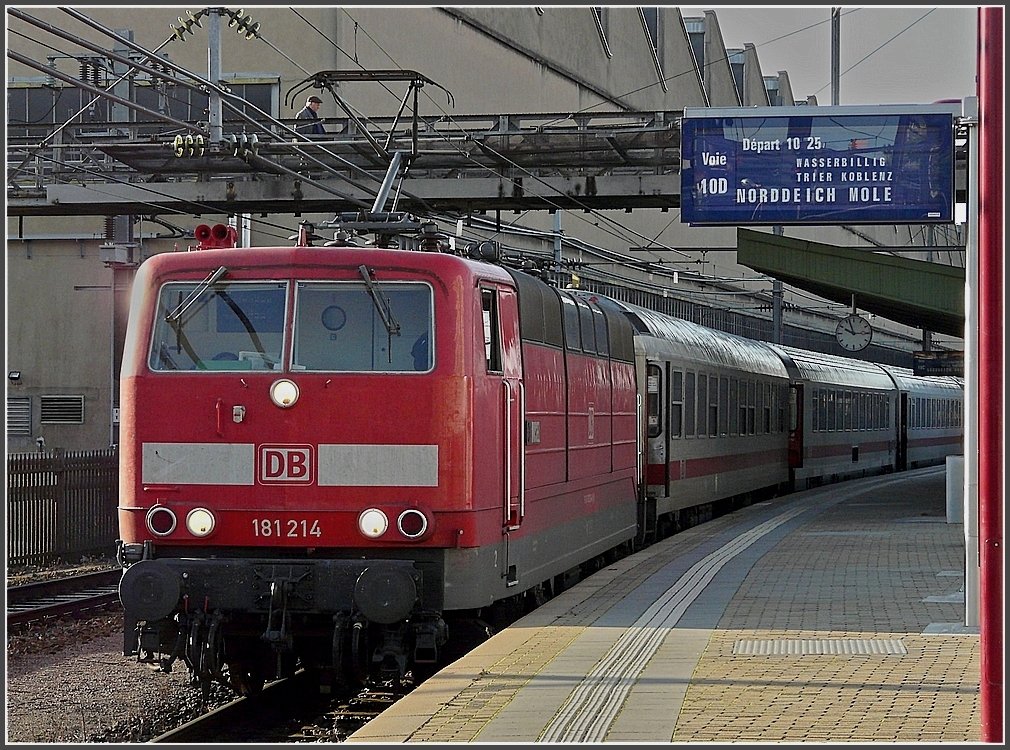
[358,264,401,337]
[166,266,228,324]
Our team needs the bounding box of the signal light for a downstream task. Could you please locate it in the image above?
[194,223,238,249]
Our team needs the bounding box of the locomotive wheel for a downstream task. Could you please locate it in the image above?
[200,616,227,682]
[227,662,266,696]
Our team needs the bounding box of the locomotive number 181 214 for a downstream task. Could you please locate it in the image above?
[252,518,323,538]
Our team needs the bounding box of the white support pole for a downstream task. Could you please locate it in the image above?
[961,96,979,629]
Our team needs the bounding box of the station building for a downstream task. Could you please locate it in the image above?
[6,7,965,452]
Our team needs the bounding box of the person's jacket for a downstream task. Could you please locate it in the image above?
[295,107,325,135]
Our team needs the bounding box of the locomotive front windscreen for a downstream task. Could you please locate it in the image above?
[293,281,433,372]
[147,279,434,373]
[150,281,287,371]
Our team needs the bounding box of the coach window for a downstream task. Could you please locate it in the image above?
[670,370,683,437]
[763,383,771,432]
[684,372,696,437]
[697,374,708,438]
[778,385,787,432]
[729,378,739,434]
[747,380,756,434]
[718,376,729,435]
[151,281,286,372]
[709,377,720,437]
[738,380,748,434]
[482,289,502,372]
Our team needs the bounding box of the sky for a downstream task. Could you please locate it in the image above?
[681,6,979,107]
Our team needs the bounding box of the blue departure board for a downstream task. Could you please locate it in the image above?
[680,106,955,225]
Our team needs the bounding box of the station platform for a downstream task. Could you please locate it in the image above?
[347,466,980,743]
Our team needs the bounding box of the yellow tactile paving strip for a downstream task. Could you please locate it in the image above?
[403,625,584,743]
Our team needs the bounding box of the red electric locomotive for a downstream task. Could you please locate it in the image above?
[116,221,964,696]
[116,224,639,693]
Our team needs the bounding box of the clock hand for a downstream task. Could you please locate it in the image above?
[847,318,857,334]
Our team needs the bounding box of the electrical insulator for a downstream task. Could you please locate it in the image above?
[173,134,205,158]
[225,8,260,39]
[229,133,259,159]
[171,10,205,42]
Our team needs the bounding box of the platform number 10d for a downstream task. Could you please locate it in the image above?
[697,177,728,195]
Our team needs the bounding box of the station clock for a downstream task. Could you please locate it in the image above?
[835,314,873,352]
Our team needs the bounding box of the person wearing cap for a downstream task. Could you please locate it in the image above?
[296,95,326,135]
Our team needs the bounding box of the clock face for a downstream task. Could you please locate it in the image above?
[835,314,873,352]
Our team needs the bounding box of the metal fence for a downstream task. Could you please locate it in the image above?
[7,447,119,568]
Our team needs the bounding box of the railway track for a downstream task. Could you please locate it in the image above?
[149,670,407,743]
[7,569,122,627]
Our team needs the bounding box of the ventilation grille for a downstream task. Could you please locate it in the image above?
[7,396,31,435]
[40,395,85,424]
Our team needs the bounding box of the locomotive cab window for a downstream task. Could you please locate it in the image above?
[577,298,597,354]
[482,289,502,373]
[150,281,286,372]
[293,281,433,372]
[560,293,582,351]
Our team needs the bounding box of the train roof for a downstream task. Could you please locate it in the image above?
[587,295,789,378]
[135,244,516,285]
[875,363,964,395]
[768,344,896,390]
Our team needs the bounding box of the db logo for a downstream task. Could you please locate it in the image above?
[258,444,314,484]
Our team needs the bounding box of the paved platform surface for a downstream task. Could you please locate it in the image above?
[348,466,980,743]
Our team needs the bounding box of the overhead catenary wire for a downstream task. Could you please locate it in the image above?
[315,8,871,320]
[38,7,418,206]
[8,7,950,337]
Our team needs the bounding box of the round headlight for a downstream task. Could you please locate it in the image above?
[358,508,388,539]
[270,379,299,408]
[146,506,177,536]
[186,507,216,537]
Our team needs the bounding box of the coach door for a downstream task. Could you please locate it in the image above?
[787,384,804,468]
[896,392,908,471]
